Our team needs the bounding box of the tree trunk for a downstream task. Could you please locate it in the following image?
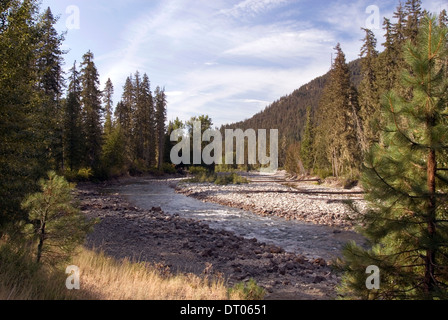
[36,222,46,263]
[424,148,437,296]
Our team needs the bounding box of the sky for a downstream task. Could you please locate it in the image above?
[41,0,447,128]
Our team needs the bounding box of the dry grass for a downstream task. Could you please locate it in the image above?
[0,244,246,300]
[72,248,243,300]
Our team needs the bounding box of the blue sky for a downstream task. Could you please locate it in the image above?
[41,0,447,127]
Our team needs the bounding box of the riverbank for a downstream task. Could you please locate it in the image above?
[77,179,341,300]
[175,171,366,230]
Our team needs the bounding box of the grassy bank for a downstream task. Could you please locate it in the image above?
[0,243,260,300]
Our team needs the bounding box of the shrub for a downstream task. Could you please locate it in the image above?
[228,278,266,300]
[64,167,93,182]
[21,171,97,265]
[162,163,176,174]
[214,173,249,185]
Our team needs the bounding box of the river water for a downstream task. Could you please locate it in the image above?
[114,178,366,261]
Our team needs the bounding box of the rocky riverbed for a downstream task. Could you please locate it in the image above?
[76,180,342,300]
[175,172,367,230]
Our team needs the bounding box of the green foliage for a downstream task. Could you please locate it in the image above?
[161,163,176,174]
[100,124,126,178]
[187,171,217,184]
[300,107,314,171]
[187,168,249,185]
[63,167,93,182]
[21,171,96,265]
[228,279,266,300]
[285,142,304,176]
[79,51,103,172]
[155,86,168,170]
[214,173,249,185]
[314,43,362,179]
[338,15,448,300]
[189,166,209,175]
[358,28,380,152]
[0,0,46,227]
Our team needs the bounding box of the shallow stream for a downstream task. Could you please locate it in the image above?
[114,178,365,261]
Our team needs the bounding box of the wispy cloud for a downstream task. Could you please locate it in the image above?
[224,28,335,61]
[45,0,444,127]
[220,0,291,18]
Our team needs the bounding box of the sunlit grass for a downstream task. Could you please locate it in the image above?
[0,242,251,300]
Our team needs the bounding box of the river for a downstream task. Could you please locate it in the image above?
[114,178,366,261]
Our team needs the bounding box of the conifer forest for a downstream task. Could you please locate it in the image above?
[1,0,448,303]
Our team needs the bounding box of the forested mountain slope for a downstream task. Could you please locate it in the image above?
[221,59,361,144]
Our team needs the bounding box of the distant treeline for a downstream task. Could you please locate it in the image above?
[0,1,168,228]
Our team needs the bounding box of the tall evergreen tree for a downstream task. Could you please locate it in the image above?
[300,106,314,171]
[103,78,114,136]
[155,86,167,170]
[115,76,134,161]
[132,71,145,161]
[404,0,423,43]
[0,0,43,227]
[338,16,448,300]
[377,18,399,95]
[34,7,66,170]
[63,62,83,171]
[358,28,380,151]
[141,73,156,167]
[392,1,407,50]
[79,50,103,170]
[315,44,361,178]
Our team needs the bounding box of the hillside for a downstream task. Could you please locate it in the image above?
[221,59,362,145]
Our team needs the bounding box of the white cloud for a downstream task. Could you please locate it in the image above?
[224,28,335,61]
[220,0,291,18]
[166,63,331,126]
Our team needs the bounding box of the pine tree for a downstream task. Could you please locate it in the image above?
[103,78,114,136]
[34,7,66,171]
[141,73,156,167]
[131,71,143,161]
[358,28,380,151]
[315,44,361,178]
[285,142,304,176]
[155,86,167,170]
[404,0,423,43]
[0,0,43,227]
[63,62,83,171]
[101,123,126,177]
[22,171,95,264]
[392,2,407,50]
[377,18,398,94]
[79,50,103,171]
[115,77,134,162]
[337,16,448,300]
[300,106,314,172]
[391,1,408,94]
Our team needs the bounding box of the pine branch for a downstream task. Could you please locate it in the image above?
[386,96,428,150]
[370,164,422,200]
